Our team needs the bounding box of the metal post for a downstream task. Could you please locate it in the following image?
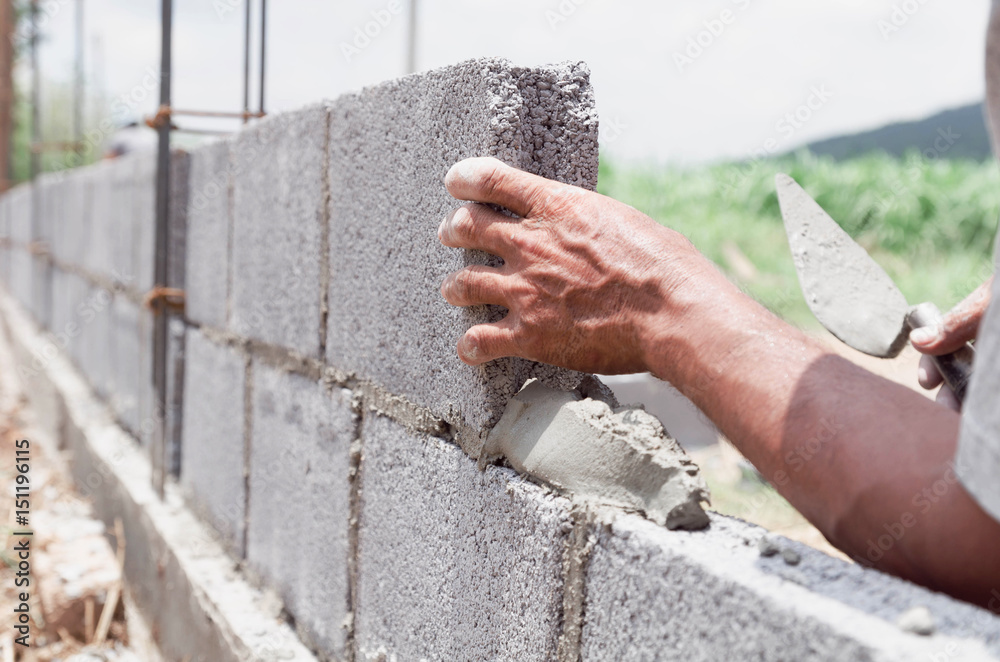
[29,0,39,179]
[242,0,250,123]
[258,0,266,115]
[74,0,84,155]
[151,0,173,497]
[406,0,418,74]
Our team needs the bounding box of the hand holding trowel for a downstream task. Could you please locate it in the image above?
[775,174,975,402]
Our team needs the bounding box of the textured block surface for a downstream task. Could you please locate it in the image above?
[326,58,598,451]
[131,150,157,294]
[246,365,354,658]
[581,513,1000,662]
[355,413,572,661]
[180,329,247,553]
[231,105,327,356]
[185,140,232,328]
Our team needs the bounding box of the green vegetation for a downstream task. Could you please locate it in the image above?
[597,151,1000,327]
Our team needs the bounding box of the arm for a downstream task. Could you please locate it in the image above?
[439,157,1000,606]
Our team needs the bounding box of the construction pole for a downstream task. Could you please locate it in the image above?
[29,0,39,179]
[0,0,14,190]
[259,0,266,115]
[73,0,83,159]
[406,0,418,74]
[241,0,250,123]
[151,0,172,498]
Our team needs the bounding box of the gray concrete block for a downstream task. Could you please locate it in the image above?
[51,169,90,266]
[131,150,157,294]
[108,297,152,436]
[180,328,247,554]
[185,139,232,328]
[77,283,115,399]
[580,512,1000,661]
[168,149,190,291]
[355,413,572,661]
[325,59,599,451]
[8,186,33,310]
[246,365,354,658]
[231,105,327,356]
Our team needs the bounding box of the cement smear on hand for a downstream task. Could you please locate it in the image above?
[482,380,710,530]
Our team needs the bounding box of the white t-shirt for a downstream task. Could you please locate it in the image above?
[954,2,1000,523]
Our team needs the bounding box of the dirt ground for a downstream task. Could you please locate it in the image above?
[0,322,140,662]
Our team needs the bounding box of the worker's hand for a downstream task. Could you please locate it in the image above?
[438,157,709,375]
[910,277,992,411]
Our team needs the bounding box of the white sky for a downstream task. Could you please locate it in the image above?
[25,0,993,165]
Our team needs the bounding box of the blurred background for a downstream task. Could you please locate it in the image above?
[4,0,999,559]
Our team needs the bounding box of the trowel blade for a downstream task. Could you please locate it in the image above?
[775,174,910,358]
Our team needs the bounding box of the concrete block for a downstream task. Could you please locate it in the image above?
[580,513,1000,661]
[185,139,232,328]
[108,297,152,436]
[83,160,115,277]
[8,186,33,311]
[51,169,90,266]
[355,414,572,661]
[130,149,157,294]
[231,105,327,356]
[246,365,354,658]
[168,149,190,290]
[77,283,115,399]
[180,328,247,554]
[325,59,599,451]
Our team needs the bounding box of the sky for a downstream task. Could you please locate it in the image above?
[23,0,994,166]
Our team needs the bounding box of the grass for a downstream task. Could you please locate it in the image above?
[597,151,1000,327]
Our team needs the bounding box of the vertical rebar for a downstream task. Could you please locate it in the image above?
[406,0,418,74]
[259,0,266,115]
[151,0,173,497]
[242,0,250,123]
[29,0,39,178]
[74,0,83,153]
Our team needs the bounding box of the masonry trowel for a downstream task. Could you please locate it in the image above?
[775,173,974,402]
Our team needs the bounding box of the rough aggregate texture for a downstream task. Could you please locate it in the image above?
[180,329,247,554]
[581,512,1000,661]
[356,413,572,662]
[185,139,232,329]
[326,58,599,455]
[246,364,353,659]
[231,104,327,357]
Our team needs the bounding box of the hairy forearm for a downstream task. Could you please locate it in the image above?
[641,258,1000,603]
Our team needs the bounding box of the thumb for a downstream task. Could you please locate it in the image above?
[911,277,992,355]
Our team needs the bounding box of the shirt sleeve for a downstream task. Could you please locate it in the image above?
[956,276,1000,523]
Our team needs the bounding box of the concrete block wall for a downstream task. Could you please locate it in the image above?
[3,58,1000,661]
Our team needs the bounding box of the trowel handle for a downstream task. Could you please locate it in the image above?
[907,303,975,403]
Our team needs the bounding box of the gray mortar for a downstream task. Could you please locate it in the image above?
[581,512,1000,661]
[483,380,709,530]
[776,173,910,358]
[325,58,599,457]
